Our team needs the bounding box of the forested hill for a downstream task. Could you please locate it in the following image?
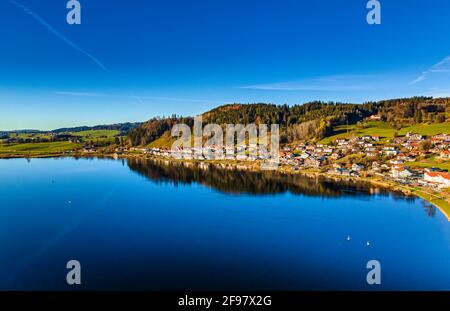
[53,122,142,134]
[1,122,143,137]
[128,97,450,146]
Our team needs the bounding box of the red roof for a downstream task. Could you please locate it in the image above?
[425,172,450,180]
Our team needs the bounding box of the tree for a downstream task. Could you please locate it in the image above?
[419,141,432,151]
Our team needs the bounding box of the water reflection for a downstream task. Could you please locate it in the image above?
[126,158,413,201]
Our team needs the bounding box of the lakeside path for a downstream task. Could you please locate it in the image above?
[1,152,449,221]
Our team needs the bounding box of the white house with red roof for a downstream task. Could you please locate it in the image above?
[424,172,450,188]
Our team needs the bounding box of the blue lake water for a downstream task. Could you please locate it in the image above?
[0,157,449,290]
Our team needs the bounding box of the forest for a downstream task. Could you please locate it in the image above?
[128,97,450,146]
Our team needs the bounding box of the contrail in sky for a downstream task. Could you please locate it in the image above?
[9,0,108,72]
[410,56,450,85]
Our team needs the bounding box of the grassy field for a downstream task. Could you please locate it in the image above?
[72,129,120,138]
[408,158,450,171]
[0,129,122,157]
[398,122,450,136]
[318,121,397,144]
[8,132,53,140]
[0,141,80,157]
[6,129,120,141]
[147,132,179,149]
[72,129,121,144]
[318,121,450,145]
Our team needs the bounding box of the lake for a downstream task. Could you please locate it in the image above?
[0,157,449,290]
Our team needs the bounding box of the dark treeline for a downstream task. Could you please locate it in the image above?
[128,97,449,146]
[53,122,142,135]
[370,97,450,127]
[1,123,143,144]
[2,133,79,144]
[128,116,194,146]
[203,101,374,126]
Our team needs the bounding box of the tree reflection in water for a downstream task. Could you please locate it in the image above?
[126,158,414,201]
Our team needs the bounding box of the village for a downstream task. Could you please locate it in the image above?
[105,131,450,192]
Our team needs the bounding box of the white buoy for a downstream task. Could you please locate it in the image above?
[366,241,371,246]
[346,235,351,241]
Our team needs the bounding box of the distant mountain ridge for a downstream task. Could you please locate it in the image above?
[1,122,143,135]
[52,122,142,134]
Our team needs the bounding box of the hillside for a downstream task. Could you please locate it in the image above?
[128,117,194,146]
[129,97,450,147]
[318,121,450,144]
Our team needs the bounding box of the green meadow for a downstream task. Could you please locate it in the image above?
[0,141,80,157]
[318,121,450,145]
[398,123,450,136]
[0,129,122,157]
[9,132,53,140]
[72,129,120,138]
[408,158,450,171]
[72,129,121,144]
[147,132,178,149]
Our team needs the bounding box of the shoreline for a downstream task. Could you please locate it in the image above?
[1,152,449,221]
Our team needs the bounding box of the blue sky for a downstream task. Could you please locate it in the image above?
[1,0,450,130]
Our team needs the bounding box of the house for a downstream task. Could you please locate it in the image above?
[397,154,415,162]
[300,152,310,159]
[383,146,399,156]
[236,154,247,161]
[331,152,340,160]
[336,139,348,146]
[390,159,404,165]
[304,157,322,168]
[368,115,382,121]
[83,146,97,153]
[352,163,364,171]
[371,162,381,172]
[372,135,380,142]
[432,133,450,142]
[337,168,351,176]
[440,150,450,159]
[424,172,450,188]
[381,164,390,170]
[406,132,424,141]
[391,165,413,179]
